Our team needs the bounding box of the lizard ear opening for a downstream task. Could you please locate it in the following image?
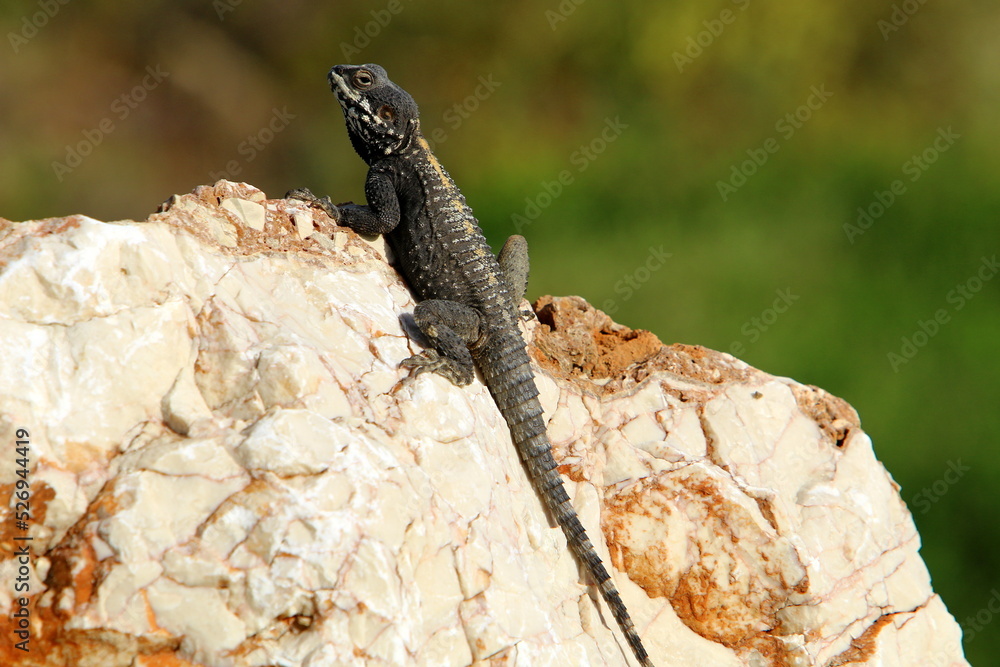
[377,105,396,122]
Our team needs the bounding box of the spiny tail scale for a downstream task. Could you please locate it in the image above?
[476,329,653,667]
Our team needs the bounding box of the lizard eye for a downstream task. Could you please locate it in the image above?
[352,70,374,89]
[377,105,395,122]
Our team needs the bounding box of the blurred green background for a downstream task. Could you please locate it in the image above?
[1,1,996,662]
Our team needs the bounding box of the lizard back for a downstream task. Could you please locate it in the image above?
[299,62,653,667]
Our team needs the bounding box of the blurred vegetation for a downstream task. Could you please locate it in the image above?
[1,0,997,661]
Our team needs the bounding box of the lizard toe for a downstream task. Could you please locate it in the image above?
[284,187,316,201]
[400,350,474,386]
[285,188,340,221]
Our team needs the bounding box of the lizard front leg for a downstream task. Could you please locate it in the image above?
[287,168,400,235]
[402,299,481,386]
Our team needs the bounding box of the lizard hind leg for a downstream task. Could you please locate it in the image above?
[402,299,481,386]
[497,234,533,320]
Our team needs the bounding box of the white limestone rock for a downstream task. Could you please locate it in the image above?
[0,181,968,666]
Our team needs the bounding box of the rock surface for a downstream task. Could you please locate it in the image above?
[0,181,968,666]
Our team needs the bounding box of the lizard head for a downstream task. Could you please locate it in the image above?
[328,64,419,162]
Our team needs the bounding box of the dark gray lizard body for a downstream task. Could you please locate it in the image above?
[288,63,652,667]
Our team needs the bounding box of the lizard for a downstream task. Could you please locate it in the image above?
[287,63,653,667]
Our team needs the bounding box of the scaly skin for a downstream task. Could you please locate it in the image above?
[288,63,652,667]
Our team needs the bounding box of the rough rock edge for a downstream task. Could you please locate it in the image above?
[532,294,858,449]
[0,181,966,667]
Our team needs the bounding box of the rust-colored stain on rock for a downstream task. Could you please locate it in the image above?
[825,613,895,666]
[531,295,751,396]
[791,383,860,448]
[150,181,356,261]
[604,468,809,664]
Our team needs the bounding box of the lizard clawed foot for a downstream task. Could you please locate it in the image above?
[285,187,341,222]
[400,349,474,386]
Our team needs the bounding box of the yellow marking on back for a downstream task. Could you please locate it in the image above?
[417,135,487,248]
[418,136,450,184]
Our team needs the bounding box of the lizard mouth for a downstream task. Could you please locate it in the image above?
[327,67,356,104]
[327,66,378,134]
